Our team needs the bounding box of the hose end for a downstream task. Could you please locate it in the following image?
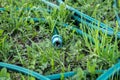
[51,35,62,48]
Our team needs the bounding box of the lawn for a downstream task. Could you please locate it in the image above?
[0,0,120,80]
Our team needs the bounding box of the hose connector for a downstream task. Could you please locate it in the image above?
[52,34,62,48]
[51,27,62,48]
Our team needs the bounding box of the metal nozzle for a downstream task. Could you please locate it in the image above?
[52,35,62,48]
[51,27,62,48]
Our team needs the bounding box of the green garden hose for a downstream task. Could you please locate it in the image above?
[97,61,120,80]
[42,0,120,38]
[0,62,50,80]
[0,62,105,80]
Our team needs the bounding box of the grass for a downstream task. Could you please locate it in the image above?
[0,0,120,80]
